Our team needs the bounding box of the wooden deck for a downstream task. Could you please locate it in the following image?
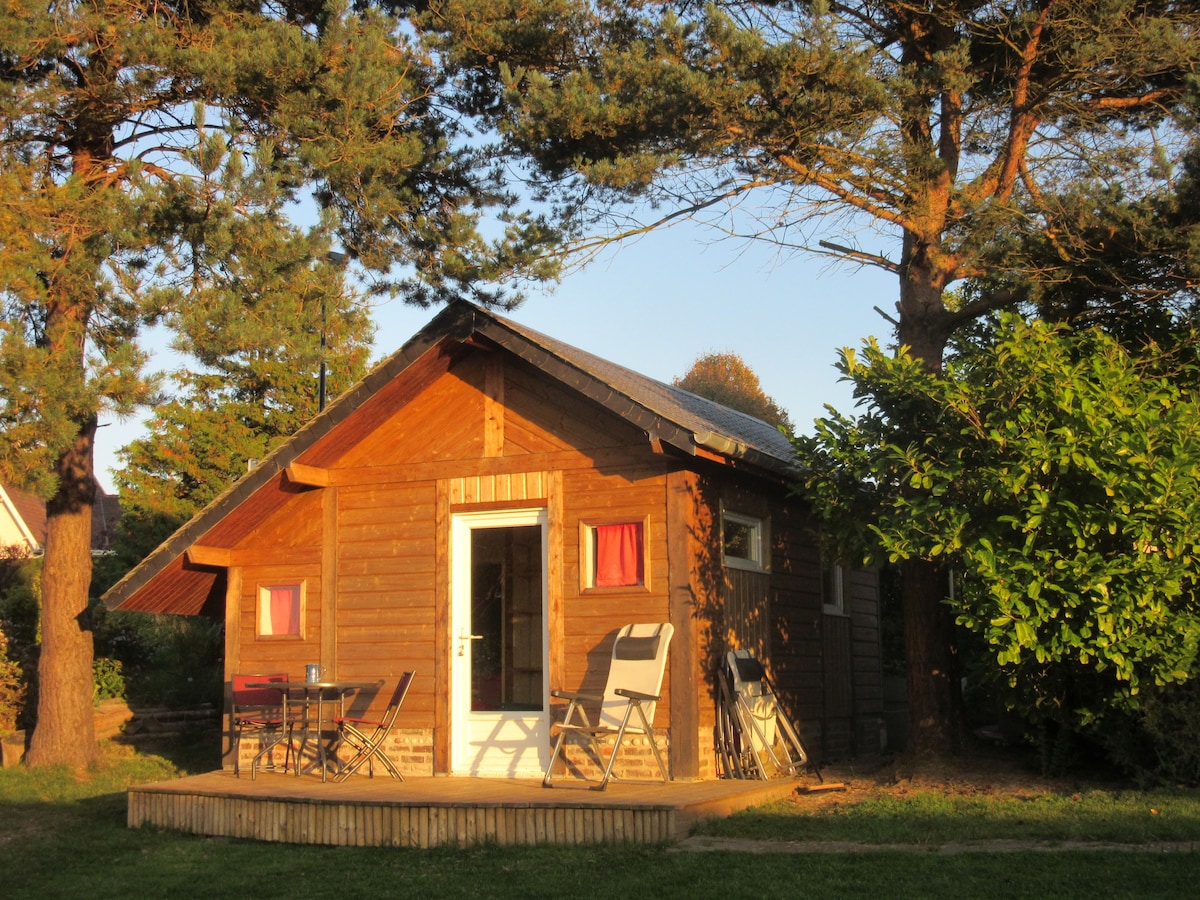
[127,770,804,847]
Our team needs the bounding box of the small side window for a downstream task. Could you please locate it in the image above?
[581,519,648,590]
[822,562,847,615]
[722,512,765,571]
[257,582,305,638]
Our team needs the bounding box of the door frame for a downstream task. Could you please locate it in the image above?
[449,506,550,776]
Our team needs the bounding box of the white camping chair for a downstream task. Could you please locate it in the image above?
[716,649,819,781]
[543,623,674,790]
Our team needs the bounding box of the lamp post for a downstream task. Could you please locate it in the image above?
[318,297,327,412]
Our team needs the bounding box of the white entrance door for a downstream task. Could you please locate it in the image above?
[450,508,549,776]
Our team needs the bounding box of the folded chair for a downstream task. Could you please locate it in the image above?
[716,649,821,782]
[331,672,415,782]
[543,623,674,790]
[231,673,292,779]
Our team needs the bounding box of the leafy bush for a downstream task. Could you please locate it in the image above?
[92,657,125,704]
[0,560,39,731]
[1097,679,1200,786]
[800,315,1200,773]
[0,627,25,733]
[94,607,222,709]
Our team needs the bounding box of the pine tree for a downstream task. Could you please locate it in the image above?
[422,0,1200,755]
[0,1,556,767]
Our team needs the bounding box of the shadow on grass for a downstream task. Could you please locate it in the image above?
[117,727,223,776]
[693,788,1200,845]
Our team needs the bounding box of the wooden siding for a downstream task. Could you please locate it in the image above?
[723,568,771,661]
[220,352,688,778]
[756,500,884,763]
[203,344,879,780]
[823,613,854,719]
[557,465,675,744]
[847,565,884,753]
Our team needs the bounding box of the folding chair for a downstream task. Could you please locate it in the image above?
[231,673,292,779]
[543,623,674,790]
[716,649,821,782]
[331,672,415,782]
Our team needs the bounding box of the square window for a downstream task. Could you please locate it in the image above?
[581,519,648,590]
[723,512,765,571]
[257,582,305,638]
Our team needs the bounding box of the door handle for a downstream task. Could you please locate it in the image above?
[457,632,483,656]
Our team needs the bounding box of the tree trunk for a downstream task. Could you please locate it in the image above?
[895,246,967,756]
[901,558,965,756]
[25,418,99,769]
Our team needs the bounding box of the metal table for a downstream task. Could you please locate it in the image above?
[250,679,383,781]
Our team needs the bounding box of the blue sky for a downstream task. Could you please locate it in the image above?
[93,221,898,493]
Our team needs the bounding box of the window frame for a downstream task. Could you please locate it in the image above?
[255,580,307,640]
[822,561,848,616]
[721,510,766,572]
[579,515,651,593]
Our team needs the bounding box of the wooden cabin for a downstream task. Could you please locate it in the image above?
[103,301,882,780]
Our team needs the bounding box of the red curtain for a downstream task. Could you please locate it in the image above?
[268,586,300,635]
[595,523,644,587]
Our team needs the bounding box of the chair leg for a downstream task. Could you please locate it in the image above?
[595,699,669,790]
[543,699,596,787]
[596,707,636,790]
[542,727,571,787]
[333,732,404,783]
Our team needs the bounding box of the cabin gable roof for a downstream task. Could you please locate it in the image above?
[102,300,798,613]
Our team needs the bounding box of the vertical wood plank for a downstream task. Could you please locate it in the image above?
[222,567,242,769]
[547,470,565,694]
[666,470,703,779]
[434,478,450,773]
[484,355,503,457]
[322,486,339,676]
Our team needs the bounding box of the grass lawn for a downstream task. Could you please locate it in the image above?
[1,740,1197,899]
[694,788,1200,845]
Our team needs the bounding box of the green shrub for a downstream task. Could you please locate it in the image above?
[94,607,222,709]
[1097,679,1200,786]
[0,558,40,652]
[0,627,25,732]
[92,657,125,704]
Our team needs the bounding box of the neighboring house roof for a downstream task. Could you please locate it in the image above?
[0,481,121,556]
[92,489,122,554]
[0,483,46,553]
[102,300,800,613]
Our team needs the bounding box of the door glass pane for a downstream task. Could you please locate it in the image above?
[470,525,543,712]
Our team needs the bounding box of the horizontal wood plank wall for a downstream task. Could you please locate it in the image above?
[235,560,322,676]
[560,466,671,701]
[335,480,438,725]
[217,350,706,779]
[822,613,855,758]
[333,358,488,468]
